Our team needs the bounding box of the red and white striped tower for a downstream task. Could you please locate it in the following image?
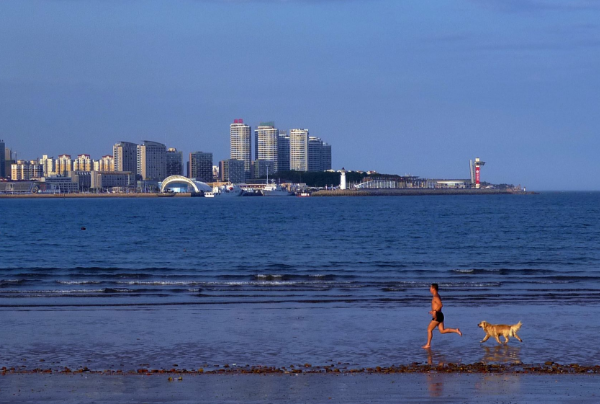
[474,157,485,189]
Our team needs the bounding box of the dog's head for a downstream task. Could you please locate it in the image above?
[478,321,488,329]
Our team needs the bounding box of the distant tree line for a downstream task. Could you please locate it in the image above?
[480,182,516,190]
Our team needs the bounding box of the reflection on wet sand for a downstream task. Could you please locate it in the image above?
[425,349,444,397]
[426,373,444,397]
[475,374,521,395]
[481,345,522,364]
[426,348,447,367]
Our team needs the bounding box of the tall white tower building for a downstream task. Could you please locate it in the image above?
[289,129,309,172]
[255,122,279,172]
[230,119,252,180]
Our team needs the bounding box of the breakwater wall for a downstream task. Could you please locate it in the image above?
[311,188,531,197]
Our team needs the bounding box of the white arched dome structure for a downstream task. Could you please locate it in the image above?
[160,175,212,193]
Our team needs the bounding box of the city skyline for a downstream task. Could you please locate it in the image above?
[2,118,332,174]
[2,118,334,187]
[1,1,599,190]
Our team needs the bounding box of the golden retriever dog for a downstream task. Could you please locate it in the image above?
[477,321,523,344]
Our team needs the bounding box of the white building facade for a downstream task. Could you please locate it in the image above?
[230,119,252,180]
[255,123,279,173]
[289,129,309,172]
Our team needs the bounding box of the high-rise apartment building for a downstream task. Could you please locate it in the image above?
[11,160,43,180]
[55,154,73,176]
[113,141,138,177]
[230,119,252,180]
[0,139,5,178]
[189,151,213,183]
[277,132,290,172]
[73,154,93,172]
[289,129,309,172]
[219,159,245,184]
[39,155,54,177]
[308,137,332,172]
[137,141,167,181]
[255,122,279,173]
[94,155,115,172]
[166,148,183,177]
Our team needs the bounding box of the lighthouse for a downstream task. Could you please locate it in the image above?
[469,158,486,189]
[340,168,347,190]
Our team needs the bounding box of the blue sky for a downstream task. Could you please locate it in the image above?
[1,0,599,190]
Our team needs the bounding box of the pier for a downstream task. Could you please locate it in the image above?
[311,188,532,197]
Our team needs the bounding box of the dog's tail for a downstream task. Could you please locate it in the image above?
[513,321,522,331]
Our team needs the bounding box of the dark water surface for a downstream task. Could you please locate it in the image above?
[1,193,599,369]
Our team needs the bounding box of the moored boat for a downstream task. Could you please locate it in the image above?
[213,184,244,197]
[262,183,293,196]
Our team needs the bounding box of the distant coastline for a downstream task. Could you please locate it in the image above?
[0,193,186,199]
[0,189,534,198]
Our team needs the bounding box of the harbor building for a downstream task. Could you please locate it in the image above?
[189,151,213,183]
[166,148,183,177]
[230,119,252,180]
[113,141,138,178]
[54,154,73,176]
[90,171,135,191]
[68,171,92,192]
[39,176,79,193]
[94,155,115,172]
[290,129,309,171]
[0,139,5,178]
[0,180,39,194]
[137,141,167,181]
[219,159,245,184]
[277,132,290,172]
[255,122,279,173]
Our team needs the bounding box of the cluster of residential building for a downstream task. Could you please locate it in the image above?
[229,120,331,183]
[0,120,332,193]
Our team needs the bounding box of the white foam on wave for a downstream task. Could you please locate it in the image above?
[116,281,201,286]
[451,268,502,274]
[56,280,101,285]
[0,289,106,294]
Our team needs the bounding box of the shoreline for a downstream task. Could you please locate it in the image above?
[0,189,533,198]
[0,192,192,198]
[3,362,599,375]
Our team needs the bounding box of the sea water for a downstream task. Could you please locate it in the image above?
[0,193,599,370]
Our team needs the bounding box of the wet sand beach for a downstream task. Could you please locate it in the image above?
[1,373,598,403]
